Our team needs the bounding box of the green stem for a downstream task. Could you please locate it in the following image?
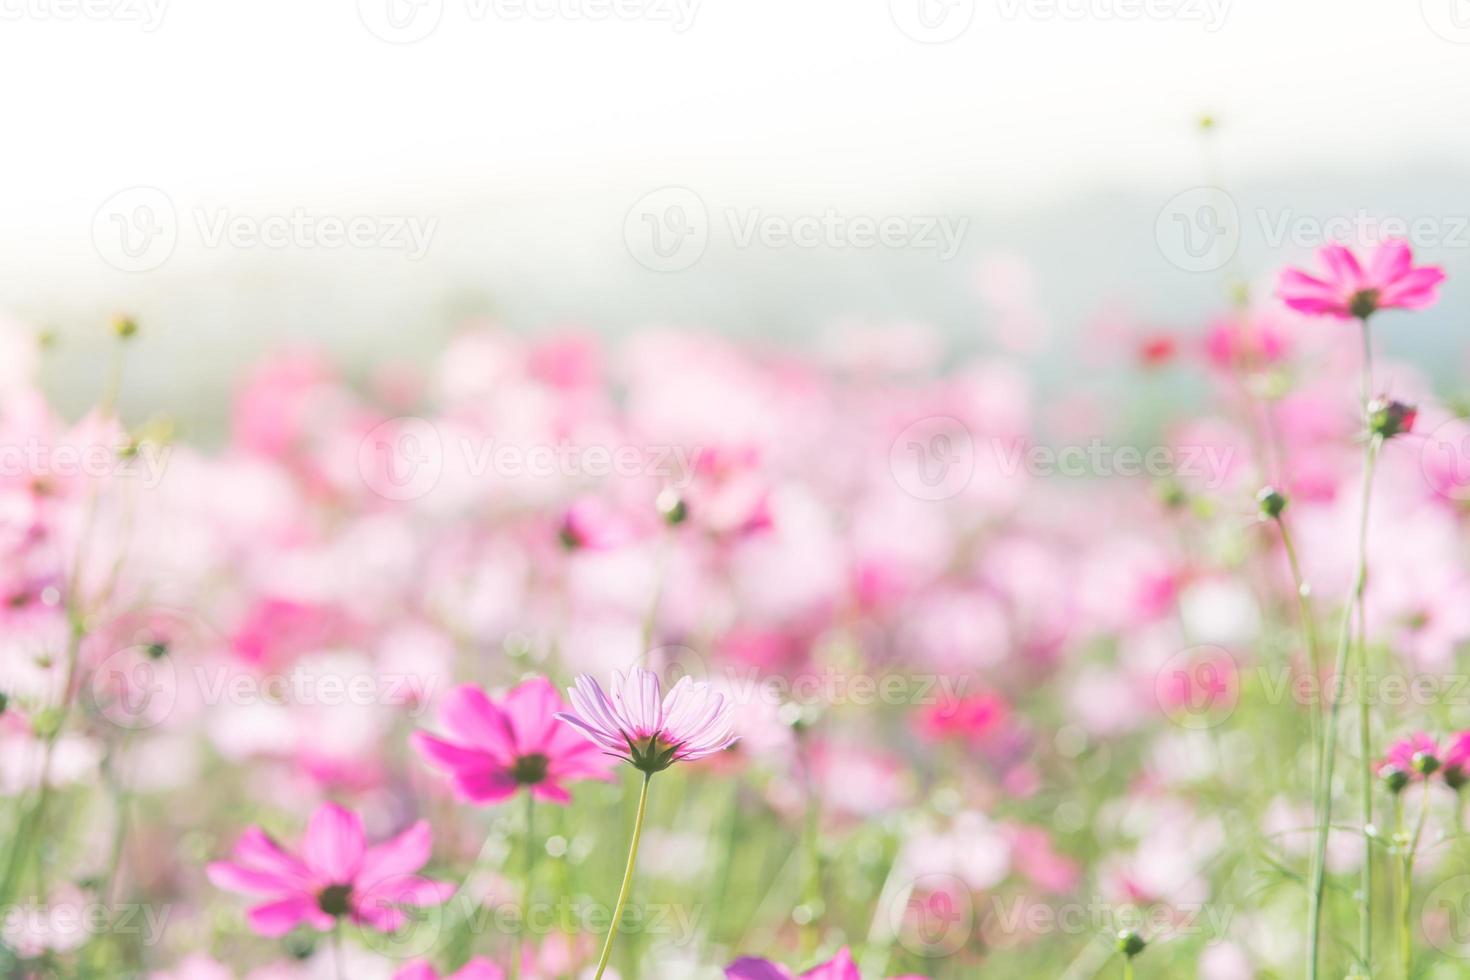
[1124,956,1135,980]
[0,615,86,904]
[592,772,652,980]
[1400,779,1431,978]
[1306,318,1381,980]
[333,921,346,980]
[515,793,535,980]
[1356,318,1376,971]
[1276,517,1323,824]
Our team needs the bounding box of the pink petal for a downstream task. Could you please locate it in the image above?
[232,828,311,885]
[800,948,861,980]
[412,731,494,774]
[206,860,299,897]
[502,676,563,754]
[1318,243,1363,289]
[726,959,796,980]
[453,767,520,803]
[1277,268,1343,312]
[1366,238,1412,284]
[531,781,572,804]
[441,685,517,758]
[302,802,366,884]
[546,736,618,780]
[1379,266,1446,309]
[391,963,438,980]
[357,874,456,909]
[563,678,621,742]
[359,820,433,887]
[453,958,507,980]
[246,896,333,937]
[353,902,412,933]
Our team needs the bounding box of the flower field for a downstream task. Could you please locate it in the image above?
[3,241,1470,978]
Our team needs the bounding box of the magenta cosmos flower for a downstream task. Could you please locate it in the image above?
[1278,241,1445,319]
[207,802,453,936]
[1443,731,1470,789]
[394,958,504,980]
[1377,732,1441,792]
[727,948,924,980]
[556,666,738,773]
[412,677,615,804]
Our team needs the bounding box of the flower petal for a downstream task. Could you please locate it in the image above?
[359,820,433,886]
[206,860,299,897]
[246,896,333,937]
[502,676,563,754]
[725,959,795,980]
[302,802,366,884]
[412,731,495,774]
[441,684,517,758]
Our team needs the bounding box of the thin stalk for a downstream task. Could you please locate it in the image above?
[592,772,652,980]
[514,793,535,980]
[1306,318,1382,980]
[1355,317,1376,970]
[1276,517,1323,808]
[1400,779,1431,978]
[332,920,346,980]
[1,337,130,904]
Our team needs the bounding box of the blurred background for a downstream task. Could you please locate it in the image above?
[3,0,1469,432]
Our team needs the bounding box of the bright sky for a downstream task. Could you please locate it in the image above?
[4,0,1470,427]
[1,0,1467,230]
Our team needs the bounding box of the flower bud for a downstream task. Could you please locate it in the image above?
[1349,289,1381,320]
[1155,478,1188,511]
[1381,765,1409,794]
[1116,929,1146,958]
[112,315,139,340]
[1413,751,1441,776]
[1367,398,1416,439]
[656,487,688,526]
[1444,765,1468,792]
[1256,485,1288,520]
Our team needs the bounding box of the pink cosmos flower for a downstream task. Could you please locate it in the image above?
[557,666,738,773]
[207,802,453,936]
[412,677,614,804]
[394,958,505,980]
[1202,312,1290,370]
[1441,731,1470,789]
[1377,732,1440,787]
[558,497,637,551]
[726,947,924,979]
[912,691,1010,745]
[1278,241,1445,319]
